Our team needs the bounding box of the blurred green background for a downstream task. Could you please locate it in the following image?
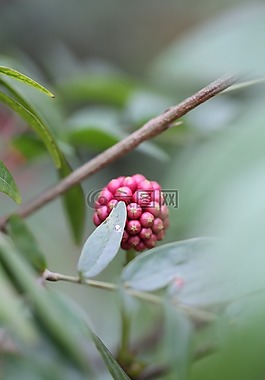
[1,1,265,379]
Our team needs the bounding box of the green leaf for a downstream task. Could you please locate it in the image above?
[92,333,131,380]
[6,214,47,273]
[0,91,61,168]
[0,233,91,371]
[122,238,215,292]
[0,66,55,97]
[58,157,86,244]
[0,160,21,204]
[78,201,126,279]
[162,305,193,380]
[12,133,46,161]
[0,264,35,343]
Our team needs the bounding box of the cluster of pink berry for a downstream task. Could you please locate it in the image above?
[93,174,169,252]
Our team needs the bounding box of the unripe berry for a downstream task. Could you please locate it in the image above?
[96,206,109,221]
[161,205,169,220]
[127,203,142,219]
[156,230,165,241]
[144,201,161,217]
[115,186,132,203]
[132,174,145,184]
[127,220,141,235]
[122,230,129,242]
[133,190,151,207]
[123,176,137,193]
[145,234,157,249]
[108,199,118,212]
[93,213,101,226]
[151,181,161,191]
[138,179,153,191]
[93,174,169,252]
[135,242,147,252]
[163,218,170,229]
[139,227,152,240]
[152,218,164,234]
[151,190,164,206]
[140,212,155,228]
[128,235,140,247]
[107,179,122,194]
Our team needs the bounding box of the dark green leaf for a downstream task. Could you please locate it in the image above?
[0,66,54,97]
[122,238,215,292]
[92,333,131,380]
[58,157,86,244]
[0,91,61,168]
[6,214,47,273]
[78,202,126,279]
[0,160,21,204]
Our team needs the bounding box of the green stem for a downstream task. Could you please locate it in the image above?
[43,269,216,323]
[119,305,131,360]
[125,249,136,266]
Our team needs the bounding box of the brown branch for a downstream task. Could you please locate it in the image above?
[0,74,235,228]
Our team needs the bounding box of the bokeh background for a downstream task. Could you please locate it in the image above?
[1,1,265,379]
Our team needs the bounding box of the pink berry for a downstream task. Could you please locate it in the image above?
[163,218,170,229]
[132,174,146,184]
[121,240,133,250]
[97,188,113,206]
[96,206,109,221]
[151,190,164,205]
[140,212,155,227]
[115,186,132,203]
[128,235,140,247]
[138,179,153,191]
[135,242,147,252]
[127,203,142,219]
[107,179,122,194]
[139,228,153,240]
[144,201,161,217]
[108,199,119,212]
[122,230,129,242]
[161,205,169,220]
[151,181,161,191]
[123,176,137,193]
[152,218,164,234]
[126,220,141,235]
[93,213,101,226]
[145,234,157,249]
[133,190,151,207]
[156,230,165,241]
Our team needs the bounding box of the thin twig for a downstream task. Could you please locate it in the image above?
[43,269,217,324]
[0,74,235,229]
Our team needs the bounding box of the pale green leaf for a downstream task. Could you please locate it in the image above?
[78,202,126,279]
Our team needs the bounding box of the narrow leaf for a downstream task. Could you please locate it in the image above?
[0,91,61,168]
[92,333,131,380]
[6,214,47,273]
[78,201,126,279]
[0,233,90,371]
[58,157,86,244]
[0,66,55,97]
[0,160,21,204]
